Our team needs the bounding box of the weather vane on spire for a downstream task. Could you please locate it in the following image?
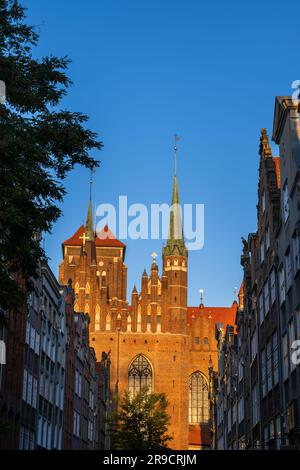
[174,134,180,175]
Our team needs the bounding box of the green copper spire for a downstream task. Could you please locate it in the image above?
[163,135,187,257]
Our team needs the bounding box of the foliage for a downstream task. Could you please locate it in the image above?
[0,0,102,310]
[112,389,173,450]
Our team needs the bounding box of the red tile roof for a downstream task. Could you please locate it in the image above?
[95,225,126,248]
[62,224,86,246]
[62,225,125,248]
[187,304,237,329]
[272,157,281,189]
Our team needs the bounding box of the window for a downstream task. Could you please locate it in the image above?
[127,315,132,332]
[263,425,269,449]
[157,313,161,333]
[88,421,93,442]
[282,181,289,223]
[289,321,296,371]
[275,415,281,450]
[73,411,80,438]
[194,337,200,345]
[266,224,270,250]
[285,250,292,290]
[264,281,269,316]
[262,190,266,214]
[238,397,244,424]
[238,361,244,382]
[233,402,237,424]
[27,374,32,405]
[75,371,82,397]
[95,306,100,331]
[252,383,259,426]
[261,348,266,397]
[282,333,289,381]
[105,314,111,331]
[297,308,300,337]
[266,340,272,392]
[25,321,30,344]
[250,329,258,362]
[128,354,152,396]
[189,371,209,424]
[259,292,264,325]
[22,369,28,402]
[137,307,142,332]
[279,267,286,305]
[260,238,265,263]
[293,232,300,274]
[270,269,276,305]
[272,332,279,385]
[32,378,37,409]
[34,333,40,355]
[30,327,35,350]
[227,409,232,432]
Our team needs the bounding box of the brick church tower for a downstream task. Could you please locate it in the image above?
[59,144,237,449]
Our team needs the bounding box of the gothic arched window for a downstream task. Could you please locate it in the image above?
[127,315,132,332]
[137,306,142,332]
[189,371,209,424]
[128,354,152,396]
[105,314,111,331]
[95,305,100,331]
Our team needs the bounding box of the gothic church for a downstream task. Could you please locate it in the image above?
[59,159,237,449]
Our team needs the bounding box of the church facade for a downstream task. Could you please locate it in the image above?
[59,165,237,449]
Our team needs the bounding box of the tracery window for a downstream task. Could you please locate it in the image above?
[189,371,209,424]
[128,354,152,396]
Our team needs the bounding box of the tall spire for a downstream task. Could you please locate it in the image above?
[163,135,187,257]
[85,168,95,241]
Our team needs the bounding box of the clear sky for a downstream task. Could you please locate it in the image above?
[23,0,299,307]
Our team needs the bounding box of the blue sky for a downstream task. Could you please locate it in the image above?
[23,0,299,306]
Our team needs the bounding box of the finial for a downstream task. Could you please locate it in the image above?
[199,288,204,306]
[234,286,238,303]
[151,252,158,263]
[259,128,272,159]
[174,134,180,176]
